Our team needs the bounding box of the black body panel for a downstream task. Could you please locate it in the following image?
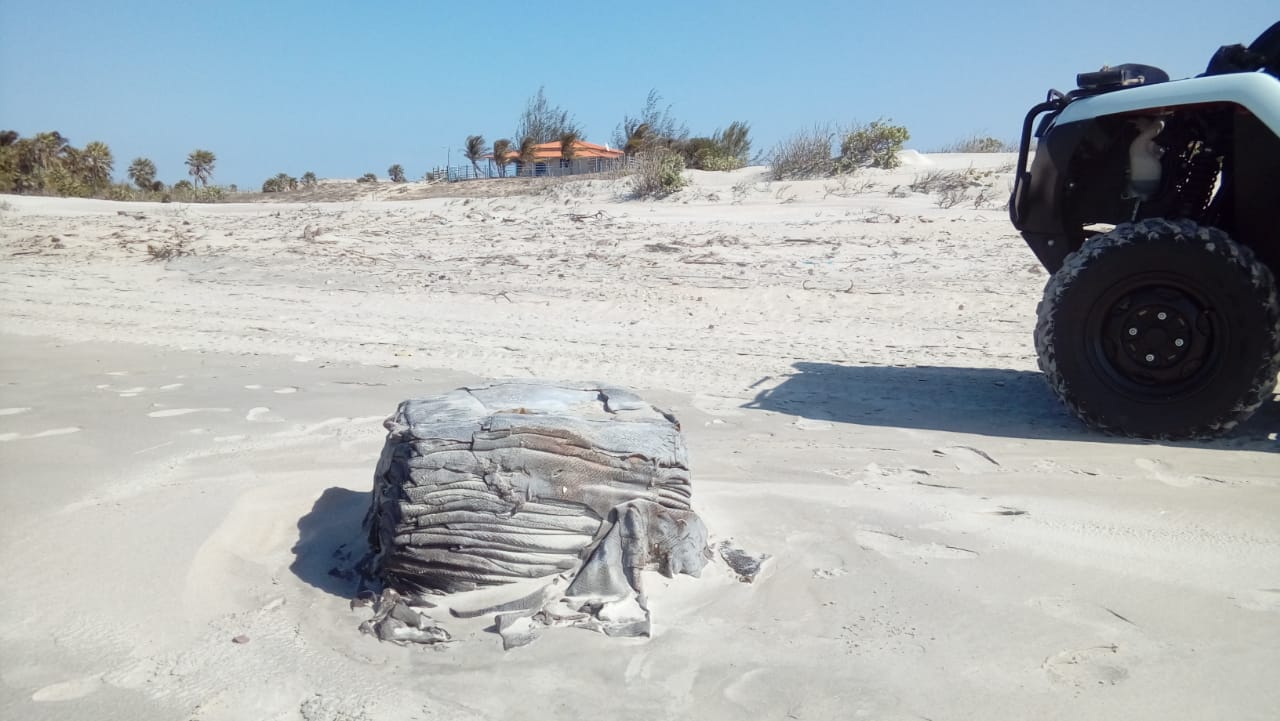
[1011,104,1279,278]
[1230,110,1280,273]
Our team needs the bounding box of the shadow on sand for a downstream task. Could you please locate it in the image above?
[743,361,1278,451]
[290,486,371,597]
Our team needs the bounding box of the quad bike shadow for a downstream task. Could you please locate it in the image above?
[744,362,1278,451]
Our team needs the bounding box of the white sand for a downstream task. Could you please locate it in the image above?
[1,157,1277,721]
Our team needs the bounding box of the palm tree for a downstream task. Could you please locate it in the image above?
[128,157,157,190]
[560,127,581,171]
[32,132,68,174]
[491,139,512,178]
[59,146,84,179]
[80,141,113,190]
[186,149,216,187]
[517,136,539,177]
[8,137,43,191]
[463,135,486,178]
[388,164,405,182]
[623,122,650,155]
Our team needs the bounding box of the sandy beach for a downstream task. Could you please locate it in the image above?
[1,156,1277,721]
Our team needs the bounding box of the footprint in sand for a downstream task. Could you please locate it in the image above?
[1134,458,1239,487]
[1030,597,1139,687]
[1043,644,1129,687]
[855,529,978,559]
[0,427,82,442]
[932,445,1000,474]
[31,674,103,701]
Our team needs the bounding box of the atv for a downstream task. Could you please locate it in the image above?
[1009,22,1280,439]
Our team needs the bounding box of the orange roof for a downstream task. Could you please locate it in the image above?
[488,139,623,162]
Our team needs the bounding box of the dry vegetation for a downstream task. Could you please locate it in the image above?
[933,133,1018,153]
[768,119,911,180]
[630,148,689,198]
[906,165,1013,209]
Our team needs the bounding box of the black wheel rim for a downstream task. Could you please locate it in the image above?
[1084,272,1225,400]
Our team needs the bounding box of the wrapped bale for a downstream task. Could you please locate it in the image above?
[363,382,697,596]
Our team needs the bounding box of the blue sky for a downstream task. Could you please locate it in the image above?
[2,1,1275,187]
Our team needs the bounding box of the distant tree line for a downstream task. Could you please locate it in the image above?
[0,130,222,201]
[262,171,319,193]
[7,91,1014,201]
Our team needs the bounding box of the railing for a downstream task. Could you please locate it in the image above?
[426,157,635,183]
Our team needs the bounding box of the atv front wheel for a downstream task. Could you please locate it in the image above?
[1035,218,1280,439]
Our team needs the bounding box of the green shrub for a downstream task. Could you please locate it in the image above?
[694,148,743,171]
[166,180,225,203]
[838,119,910,170]
[105,182,136,201]
[631,148,687,198]
[44,165,90,197]
[357,173,377,184]
[192,185,225,202]
[678,122,751,171]
[262,173,296,193]
[679,137,716,164]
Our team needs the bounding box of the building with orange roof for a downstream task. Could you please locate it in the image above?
[485,139,626,178]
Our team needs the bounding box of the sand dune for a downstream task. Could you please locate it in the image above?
[1,157,1276,721]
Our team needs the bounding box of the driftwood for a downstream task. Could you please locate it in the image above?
[359,382,713,645]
